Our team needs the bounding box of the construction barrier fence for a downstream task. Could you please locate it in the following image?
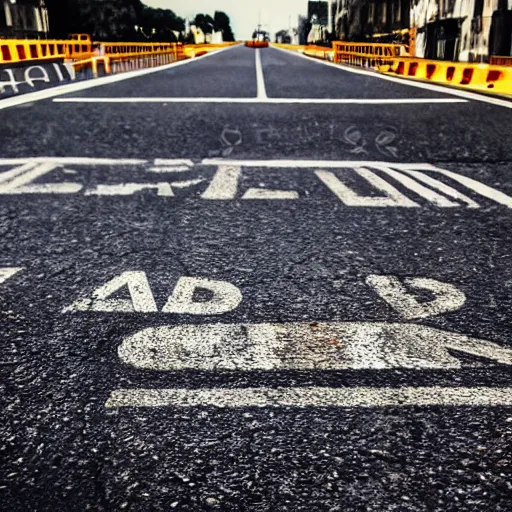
[379,58,512,95]
[0,36,239,66]
[275,41,511,96]
[333,42,409,67]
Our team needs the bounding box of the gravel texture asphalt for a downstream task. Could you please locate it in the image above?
[1,45,511,511]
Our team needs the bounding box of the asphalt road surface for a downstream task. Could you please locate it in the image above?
[1,45,512,511]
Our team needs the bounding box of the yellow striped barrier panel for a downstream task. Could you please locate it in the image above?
[0,37,92,64]
[379,58,512,95]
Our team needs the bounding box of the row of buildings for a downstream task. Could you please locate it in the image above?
[278,0,512,62]
[0,0,49,38]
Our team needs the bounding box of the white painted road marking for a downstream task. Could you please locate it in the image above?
[0,268,23,287]
[85,182,174,197]
[366,276,466,320]
[1,158,511,209]
[105,386,512,408]
[201,165,241,199]
[52,97,467,105]
[118,321,512,371]
[399,169,480,208]
[376,167,460,207]
[242,188,299,199]
[64,274,242,315]
[64,271,158,313]
[162,277,242,315]
[255,49,268,100]
[315,168,419,207]
[429,165,512,209]
[0,162,83,195]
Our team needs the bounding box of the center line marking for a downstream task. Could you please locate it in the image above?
[255,49,268,99]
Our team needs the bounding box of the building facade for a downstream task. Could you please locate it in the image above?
[333,0,512,61]
[0,0,49,38]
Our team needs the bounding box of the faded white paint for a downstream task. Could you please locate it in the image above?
[153,159,194,167]
[399,169,480,208]
[375,166,459,207]
[0,157,147,165]
[105,386,512,408]
[85,183,174,197]
[162,277,243,315]
[1,158,510,209]
[316,168,419,207]
[242,188,299,199]
[148,166,190,173]
[23,66,50,88]
[64,271,157,313]
[118,321,511,371]
[0,163,39,184]
[0,267,23,287]
[429,166,512,208]
[366,275,466,320]
[201,165,241,200]
[0,162,82,195]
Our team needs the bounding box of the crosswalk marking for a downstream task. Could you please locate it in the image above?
[376,166,460,207]
[398,169,480,208]
[1,158,511,209]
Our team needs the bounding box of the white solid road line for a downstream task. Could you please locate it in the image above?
[106,386,512,408]
[255,48,268,99]
[270,45,512,110]
[53,97,466,105]
[0,45,239,111]
[200,159,441,169]
[0,157,148,165]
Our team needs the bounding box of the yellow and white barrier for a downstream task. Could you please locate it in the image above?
[379,58,512,95]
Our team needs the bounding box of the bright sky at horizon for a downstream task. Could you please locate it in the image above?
[144,0,308,40]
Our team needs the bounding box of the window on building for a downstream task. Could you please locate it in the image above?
[381,3,387,24]
[396,0,402,22]
[3,2,12,27]
[369,3,375,23]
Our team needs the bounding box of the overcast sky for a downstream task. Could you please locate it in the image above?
[144,0,308,40]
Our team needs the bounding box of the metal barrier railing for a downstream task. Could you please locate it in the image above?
[333,42,409,67]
